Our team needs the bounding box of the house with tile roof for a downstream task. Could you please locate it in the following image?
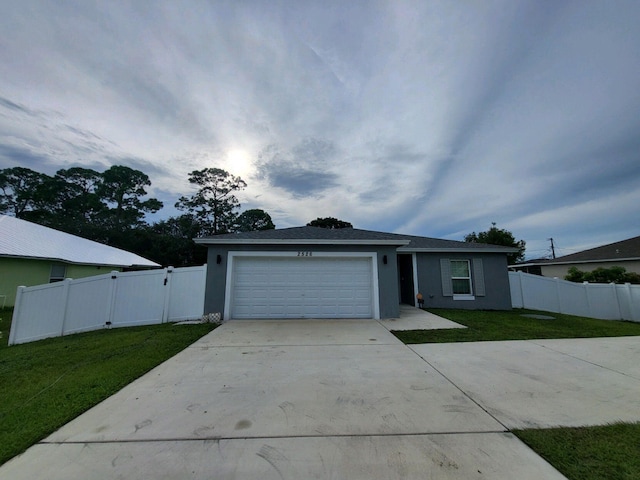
[0,215,160,306]
[195,226,517,320]
[512,235,640,279]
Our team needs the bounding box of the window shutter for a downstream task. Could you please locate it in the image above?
[440,259,453,296]
[473,258,486,296]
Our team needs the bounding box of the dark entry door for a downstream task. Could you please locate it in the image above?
[397,254,415,305]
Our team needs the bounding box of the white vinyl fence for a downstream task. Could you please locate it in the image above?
[509,271,640,322]
[8,265,207,345]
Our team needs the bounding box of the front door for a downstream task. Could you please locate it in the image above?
[397,254,415,305]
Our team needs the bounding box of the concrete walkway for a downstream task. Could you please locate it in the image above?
[379,304,467,331]
[2,312,639,479]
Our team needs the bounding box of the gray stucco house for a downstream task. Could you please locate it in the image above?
[195,226,516,320]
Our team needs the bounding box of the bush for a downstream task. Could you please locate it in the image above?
[565,266,640,284]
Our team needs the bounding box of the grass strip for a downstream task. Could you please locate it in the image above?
[0,313,216,466]
[393,308,640,344]
[514,423,640,480]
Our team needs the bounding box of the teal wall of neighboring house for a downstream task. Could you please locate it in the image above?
[0,257,121,307]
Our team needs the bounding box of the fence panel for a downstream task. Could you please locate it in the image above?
[63,274,114,335]
[166,265,206,322]
[8,265,208,345]
[509,273,524,308]
[509,271,640,322]
[520,274,561,312]
[9,282,67,345]
[557,281,591,318]
[629,285,640,320]
[586,283,620,320]
[110,270,166,327]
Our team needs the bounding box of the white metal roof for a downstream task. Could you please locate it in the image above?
[0,215,160,267]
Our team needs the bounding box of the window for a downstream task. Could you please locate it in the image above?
[50,264,66,283]
[450,260,472,295]
[440,258,485,298]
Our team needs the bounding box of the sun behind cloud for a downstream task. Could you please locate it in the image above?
[226,149,254,179]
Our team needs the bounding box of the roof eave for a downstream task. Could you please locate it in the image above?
[0,253,160,268]
[398,247,518,254]
[537,257,640,267]
[194,238,411,246]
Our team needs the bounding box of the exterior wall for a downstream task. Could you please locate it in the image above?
[204,244,401,319]
[0,257,122,307]
[66,264,116,279]
[541,260,640,279]
[415,252,512,310]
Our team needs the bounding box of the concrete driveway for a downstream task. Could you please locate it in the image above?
[2,314,639,479]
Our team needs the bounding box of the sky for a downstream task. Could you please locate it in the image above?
[1,0,639,260]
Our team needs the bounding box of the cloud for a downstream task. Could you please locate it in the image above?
[256,139,340,197]
[0,0,639,259]
[0,144,51,171]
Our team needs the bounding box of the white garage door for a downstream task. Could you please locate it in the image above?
[230,256,374,319]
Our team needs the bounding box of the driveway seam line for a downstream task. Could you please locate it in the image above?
[403,344,511,433]
[528,340,640,381]
[39,430,511,445]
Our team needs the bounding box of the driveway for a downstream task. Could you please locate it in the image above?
[2,314,638,479]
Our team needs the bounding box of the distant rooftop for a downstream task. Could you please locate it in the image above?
[541,235,640,264]
[0,215,160,267]
[515,235,640,267]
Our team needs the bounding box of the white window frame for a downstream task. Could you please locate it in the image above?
[450,259,474,300]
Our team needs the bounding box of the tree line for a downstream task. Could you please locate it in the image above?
[0,165,274,267]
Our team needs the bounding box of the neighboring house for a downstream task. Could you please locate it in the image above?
[0,215,160,307]
[512,235,640,279]
[195,226,517,320]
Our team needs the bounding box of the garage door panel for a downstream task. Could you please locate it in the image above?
[230,256,374,319]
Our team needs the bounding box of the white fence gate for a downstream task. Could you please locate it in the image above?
[8,265,207,345]
[509,271,640,322]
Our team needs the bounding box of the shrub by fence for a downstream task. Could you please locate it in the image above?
[509,271,640,322]
[8,265,207,345]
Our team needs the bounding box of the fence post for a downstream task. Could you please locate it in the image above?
[162,266,173,323]
[515,272,524,308]
[104,271,119,328]
[611,282,622,320]
[625,283,639,321]
[7,286,25,346]
[554,278,563,313]
[59,278,73,336]
[583,282,593,319]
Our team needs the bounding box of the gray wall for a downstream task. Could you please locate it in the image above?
[204,244,401,319]
[416,252,512,310]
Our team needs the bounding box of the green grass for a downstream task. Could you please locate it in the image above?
[393,308,640,344]
[0,311,216,466]
[514,423,640,480]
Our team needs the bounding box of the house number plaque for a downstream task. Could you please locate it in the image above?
[297,251,313,257]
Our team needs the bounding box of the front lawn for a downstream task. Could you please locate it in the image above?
[514,423,640,480]
[0,317,217,466]
[393,308,640,344]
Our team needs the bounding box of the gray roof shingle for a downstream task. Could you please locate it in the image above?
[196,226,517,252]
[536,235,640,265]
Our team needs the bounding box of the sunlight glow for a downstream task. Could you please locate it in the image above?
[226,149,253,178]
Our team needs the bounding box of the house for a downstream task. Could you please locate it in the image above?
[0,215,160,307]
[195,226,517,320]
[512,235,640,279]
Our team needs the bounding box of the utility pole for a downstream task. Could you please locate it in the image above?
[548,238,556,259]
